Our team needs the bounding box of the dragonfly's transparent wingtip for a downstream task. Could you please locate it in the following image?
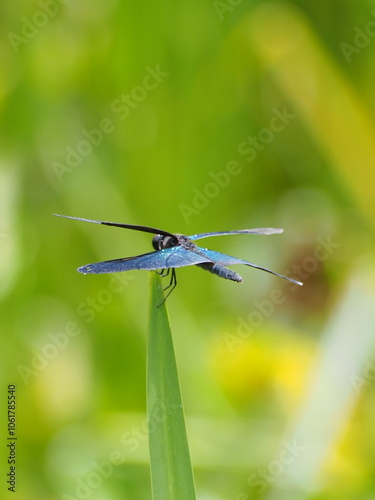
[53,214,79,220]
[291,278,303,286]
[260,227,284,234]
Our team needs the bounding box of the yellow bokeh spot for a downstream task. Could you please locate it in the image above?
[210,325,317,411]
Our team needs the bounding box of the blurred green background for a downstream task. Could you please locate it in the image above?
[1,0,375,498]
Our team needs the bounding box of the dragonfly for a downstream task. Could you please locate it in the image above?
[55,214,303,301]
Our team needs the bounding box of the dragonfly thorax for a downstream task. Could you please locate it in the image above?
[152,234,179,251]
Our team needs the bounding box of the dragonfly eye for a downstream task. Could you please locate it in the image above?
[152,234,178,250]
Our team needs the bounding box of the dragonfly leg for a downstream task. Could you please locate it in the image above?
[154,268,170,277]
[157,268,177,307]
[161,268,170,278]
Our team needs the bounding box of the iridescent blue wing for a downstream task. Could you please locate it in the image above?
[194,248,303,286]
[188,228,283,240]
[78,246,213,274]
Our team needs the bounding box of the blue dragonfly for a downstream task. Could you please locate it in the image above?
[55,215,302,300]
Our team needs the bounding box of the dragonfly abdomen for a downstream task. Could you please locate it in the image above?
[196,263,243,282]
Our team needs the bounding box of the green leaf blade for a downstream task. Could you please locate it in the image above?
[147,272,196,500]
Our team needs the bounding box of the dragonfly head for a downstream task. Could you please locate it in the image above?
[152,234,179,250]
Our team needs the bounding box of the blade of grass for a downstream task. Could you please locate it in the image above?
[147,272,196,500]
